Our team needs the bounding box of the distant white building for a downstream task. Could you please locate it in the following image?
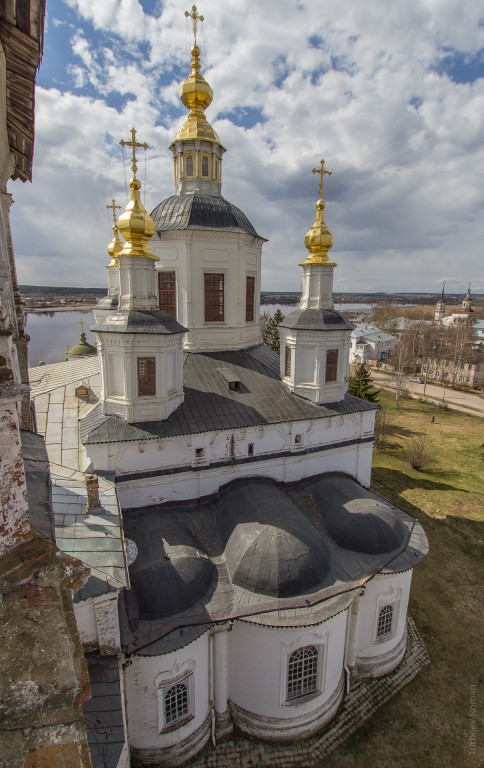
[349,323,397,366]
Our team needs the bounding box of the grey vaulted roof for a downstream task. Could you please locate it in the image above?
[151,192,264,239]
[83,653,126,768]
[92,309,187,335]
[280,308,354,332]
[81,344,378,445]
[120,474,428,655]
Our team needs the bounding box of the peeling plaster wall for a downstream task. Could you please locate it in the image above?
[0,393,30,555]
[0,534,92,767]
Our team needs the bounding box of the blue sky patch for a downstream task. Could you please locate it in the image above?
[218,106,266,129]
[436,47,484,84]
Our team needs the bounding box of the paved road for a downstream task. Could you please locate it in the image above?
[370,371,484,417]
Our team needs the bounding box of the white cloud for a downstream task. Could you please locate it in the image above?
[10,0,484,294]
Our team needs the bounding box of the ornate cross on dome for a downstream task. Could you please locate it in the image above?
[119,128,149,179]
[79,317,85,333]
[185,5,204,44]
[106,198,121,227]
[312,159,332,199]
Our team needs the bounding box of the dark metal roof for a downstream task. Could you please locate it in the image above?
[151,192,264,239]
[81,345,378,445]
[20,429,55,541]
[303,474,407,555]
[83,653,125,768]
[280,308,354,331]
[121,474,428,654]
[91,309,187,335]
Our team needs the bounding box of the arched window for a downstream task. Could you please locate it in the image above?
[287,645,319,701]
[213,155,217,180]
[376,604,394,639]
[185,154,194,177]
[201,154,209,177]
[164,682,189,725]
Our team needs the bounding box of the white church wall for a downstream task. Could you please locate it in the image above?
[86,409,374,477]
[355,570,412,677]
[152,229,262,351]
[74,598,98,648]
[114,439,371,509]
[74,593,121,654]
[229,614,346,740]
[125,631,210,760]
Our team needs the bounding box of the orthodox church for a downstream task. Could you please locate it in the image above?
[29,11,428,768]
[435,281,475,325]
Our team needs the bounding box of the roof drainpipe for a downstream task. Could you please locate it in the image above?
[209,632,216,747]
[344,589,365,694]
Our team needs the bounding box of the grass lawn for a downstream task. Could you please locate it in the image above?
[325,392,484,768]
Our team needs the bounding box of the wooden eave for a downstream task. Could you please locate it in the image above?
[0,1,45,182]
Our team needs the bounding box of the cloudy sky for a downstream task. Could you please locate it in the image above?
[9,0,484,293]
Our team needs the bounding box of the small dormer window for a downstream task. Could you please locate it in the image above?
[185,154,194,177]
[201,154,209,177]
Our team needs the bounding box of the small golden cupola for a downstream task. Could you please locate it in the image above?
[118,128,158,261]
[106,198,123,268]
[170,6,226,195]
[302,159,336,266]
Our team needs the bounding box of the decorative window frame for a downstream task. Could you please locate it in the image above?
[325,348,339,383]
[137,356,156,397]
[200,153,210,178]
[156,660,195,732]
[373,584,402,644]
[203,270,226,323]
[280,632,327,706]
[158,270,177,319]
[185,153,194,178]
[284,345,292,378]
[245,273,256,323]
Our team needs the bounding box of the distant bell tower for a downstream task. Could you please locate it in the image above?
[460,283,473,316]
[279,160,352,404]
[435,281,446,322]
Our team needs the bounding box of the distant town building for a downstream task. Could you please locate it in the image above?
[349,323,397,365]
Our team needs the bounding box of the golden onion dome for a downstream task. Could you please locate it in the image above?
[118,178,158,261]
[172,44,223,145]
[303,198,335,263]
[107,222,123,268]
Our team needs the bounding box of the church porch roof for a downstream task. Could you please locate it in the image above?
[81,344,377,445]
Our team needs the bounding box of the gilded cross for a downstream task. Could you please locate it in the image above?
[106,198,121,227]
[312,158,332,199]
[119,128,149,179]
[185,5,204,44]
[79,317,85,333]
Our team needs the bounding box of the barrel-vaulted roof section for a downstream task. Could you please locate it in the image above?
[151,192,265,239]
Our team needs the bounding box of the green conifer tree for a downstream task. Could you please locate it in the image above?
[262,308,285,352]
[348,364,379,402]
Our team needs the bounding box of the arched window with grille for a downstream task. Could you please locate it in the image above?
[376,604,394,639]
[286,645,319,701]
[201,154,209,177]
[164,681,189,725]
[185,154,194,177]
